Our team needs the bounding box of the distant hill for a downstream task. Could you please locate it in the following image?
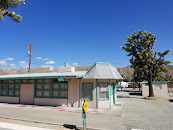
[0,65,172,81]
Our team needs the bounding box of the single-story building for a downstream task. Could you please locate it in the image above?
[141,81,172,98]
[0,62,123,109]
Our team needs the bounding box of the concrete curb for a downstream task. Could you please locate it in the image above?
[0,116,109,130]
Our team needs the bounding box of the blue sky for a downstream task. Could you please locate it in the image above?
[0,0,173,69]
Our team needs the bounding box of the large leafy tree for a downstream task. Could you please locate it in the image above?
[0,0,26,22]
[122,30,170,97]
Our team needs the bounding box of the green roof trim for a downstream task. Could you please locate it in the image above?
[141,81,172,84]
[0,75,85,80]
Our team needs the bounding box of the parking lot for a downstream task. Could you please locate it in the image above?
[118,88,173,130]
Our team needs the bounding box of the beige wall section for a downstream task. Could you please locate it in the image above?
[79,79,97,109]
[68,78,79,107]
[20,84,34,104]
[34,98,67,106]
[0,96,19,104]
[98,100,110,109]
[142,84,169,98]
[115,93,118,103]
[111,95,114,107]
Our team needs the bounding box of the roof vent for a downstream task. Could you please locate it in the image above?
[58,62,75,73]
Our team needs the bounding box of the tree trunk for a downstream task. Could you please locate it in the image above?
[148,73,154,97]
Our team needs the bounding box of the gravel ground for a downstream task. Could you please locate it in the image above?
[117,89,173,130]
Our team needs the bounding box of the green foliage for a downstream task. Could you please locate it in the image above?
[0,0,24,22]
[123,79,129,82]
[122,30,171,83]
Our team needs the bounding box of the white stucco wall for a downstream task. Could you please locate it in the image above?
[142,83,169,98]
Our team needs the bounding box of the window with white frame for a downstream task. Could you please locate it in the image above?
[99,82,109,100]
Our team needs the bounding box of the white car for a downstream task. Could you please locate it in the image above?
[118,82,128,88]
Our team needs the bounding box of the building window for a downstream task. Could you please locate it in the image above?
[82,83,93,101]
[99,82,109,100]
[34,79,68,99]
[0,80,20,97]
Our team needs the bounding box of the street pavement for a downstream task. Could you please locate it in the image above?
[0,104,127,130]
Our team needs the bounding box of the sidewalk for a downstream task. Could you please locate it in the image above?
[0,122,51,130]
[0,103,127,130]
[0,103,104,114]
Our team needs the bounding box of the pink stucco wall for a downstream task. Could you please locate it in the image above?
[34,98,67,106]
[0,96,19,104]
[68,78,79,107]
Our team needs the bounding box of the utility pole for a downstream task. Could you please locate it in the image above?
[26,43,34,73]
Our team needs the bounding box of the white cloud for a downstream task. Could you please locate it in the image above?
[0,60,7,66]
[44,58,50,61]
[41,65,53,68]
[45,61,55,65]
[6,57,14,61]
[72,63,78,66]
[19,61,26,64]
[35,57,42,60]
[0,57,14,66]
[19,61,28,68]
[10,64,18,69]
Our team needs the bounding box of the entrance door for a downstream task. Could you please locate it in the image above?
[20,84,34,104]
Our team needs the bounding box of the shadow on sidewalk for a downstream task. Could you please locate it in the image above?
[63,124,78,130]
[129,92,142,96]
[117,95,131,98]
[169,99,173,102]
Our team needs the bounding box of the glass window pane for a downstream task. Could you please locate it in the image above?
[2,85,6,90]
[36,79,42,83]
[83,91,92,100]
[36,91,41,97]
[9,80,13,84]
[43,91,50,97]
[53,84,58,90]
[22,80,27,84]
[43,79,50,83]
[60,92,67,98]
[43,84,50,90]
[28,80,34,84]
[83,84,92,91]
[36,85,42,90]
[14,85,20,90]
[52,92,58,97]
[60,83,67,90]
[2,80,7,84]
[14,91,19,96]
[8,91,13,96]
[53,79,58,83]
[9,85,13,89]
[15,80,20,84]
[99,83,108,91]
[1,90,6,96]
[82,83,92,100]
[99,91,108,99]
